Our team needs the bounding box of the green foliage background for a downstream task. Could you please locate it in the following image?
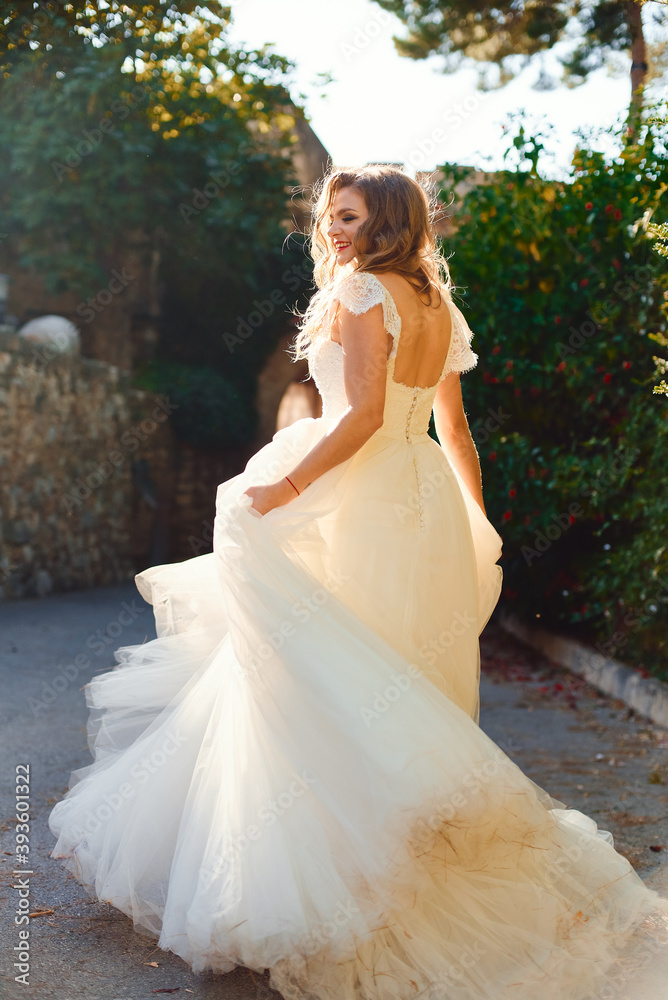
[0,2,312,446]
[435,108,668,677]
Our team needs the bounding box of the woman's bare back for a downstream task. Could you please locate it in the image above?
[332,270,452,390]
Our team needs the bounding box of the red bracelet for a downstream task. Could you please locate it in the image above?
[285,475,300,496]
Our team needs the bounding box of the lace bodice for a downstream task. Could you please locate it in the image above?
[308,270,478,440]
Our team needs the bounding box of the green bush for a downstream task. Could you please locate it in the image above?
[435,107,668,678]
[133,362,257,448]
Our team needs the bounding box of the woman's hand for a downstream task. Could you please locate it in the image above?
[242,478,299,516]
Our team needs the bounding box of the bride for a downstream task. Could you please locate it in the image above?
[49,165,668,999]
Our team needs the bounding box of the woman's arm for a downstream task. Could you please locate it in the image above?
[432,371,486,517]
[243,301,389,515]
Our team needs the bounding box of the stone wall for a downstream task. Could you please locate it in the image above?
[0,328,251,600]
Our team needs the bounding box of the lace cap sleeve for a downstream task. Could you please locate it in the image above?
[444,296,478,376]
[333,271,385,316]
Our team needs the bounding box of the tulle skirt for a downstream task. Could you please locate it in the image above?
[48,414,668,999]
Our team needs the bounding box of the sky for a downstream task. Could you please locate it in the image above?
[226,0,668,179]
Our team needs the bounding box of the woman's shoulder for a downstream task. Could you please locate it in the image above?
[336,268,409,301]
[332,269,388,314]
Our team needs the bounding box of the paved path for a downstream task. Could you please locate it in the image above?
[1,586,667,1000]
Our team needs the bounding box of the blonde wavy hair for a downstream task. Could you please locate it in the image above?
[289,164,455,364]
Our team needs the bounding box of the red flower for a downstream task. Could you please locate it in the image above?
[506,182,514,190]
[540,469,547,477]
[553,683,564,692]
[588,393,596,403]
[605,204,614,214]
[505,360,513,370]
[557,361,566,372]
[554,316,561,325]
[623,360,631,369]
[524,515,532,525]
[492,345,501,355]
[528,467,535,478]
[604,373,611,383]
[503,510,512,521]
[585,201,593,210]
[568,514,576,524]
[613,259,621,270]
[580,278,589,287]
[509,488,516,498]
[514,388,521,397]
[489,451,497,461]
[614,208,622,220]
[491,376,499,383]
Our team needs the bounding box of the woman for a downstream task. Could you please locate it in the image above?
[49,165,668,999]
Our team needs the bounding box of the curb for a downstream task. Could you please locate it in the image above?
[498,612,668,731]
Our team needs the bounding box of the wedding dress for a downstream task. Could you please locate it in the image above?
[49,266,668,1000]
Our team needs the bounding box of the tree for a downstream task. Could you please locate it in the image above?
[2,2,237,75]
[0,1,312,444]
[371,0,667,124]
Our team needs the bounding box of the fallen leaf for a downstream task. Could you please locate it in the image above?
[144,962,159,968]
[29,909,55,917]
[650,845,663,852]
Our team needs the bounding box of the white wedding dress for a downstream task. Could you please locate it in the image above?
[49,268,668,999]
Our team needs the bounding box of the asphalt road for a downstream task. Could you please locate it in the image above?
[1,585,667,1000]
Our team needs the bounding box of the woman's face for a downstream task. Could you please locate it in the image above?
[326,186,369,266]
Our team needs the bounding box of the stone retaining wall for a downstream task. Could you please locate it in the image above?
[0,329,249,600]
